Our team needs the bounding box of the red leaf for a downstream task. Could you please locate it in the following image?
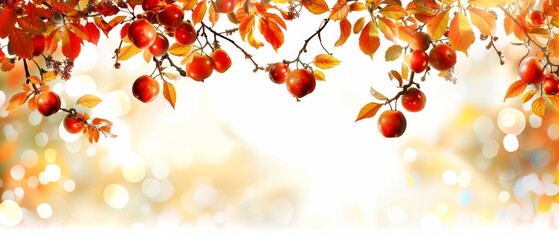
[85,22,100,44]
[359,22,380,58]
[258,18,284,52]
[62,28,82,60]
[0,8,16,38]
[8,28,33,59]
[17,16,46,35]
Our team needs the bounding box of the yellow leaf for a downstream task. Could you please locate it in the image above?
[355,102,382,122]
[427,9,449,40]
[548,95,559,111]
[468,0,507,8]
[314,54,341,69]
[379,4,406,19]
[335,18,351,47]
[143,49,152,63]
[378,17,398,42]
[77,94,102,108]
[179,0,198,10]
[163,80,176,109]
[469,8,497,36]
[168,42,192,56]
[503,80,528,102]
[522,89,539,103]
[303,0,329,15]
[329,0,349,20]
[313,69,326,81]
[385,45,403,61]
[532,97,545,118]
[370,87,388,101]
[353,17,365,34]
[43,71,57,82]
[448,12,475,55]
[397,26,415,45]
[117,44,142,61]
[350,2,366,11]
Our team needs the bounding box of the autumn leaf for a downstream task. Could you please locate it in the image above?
[67,23,90,41]
[385,45,403,61]
[168,42,192,56]
[522,89,538,103]
[143,49,152,63]
[27,96,38,111]
[118,44,142,61]
[85,22,101,44]
[549,35,559,58]
[355,102,382,122]
[353,17,365,34]
[532,97,545,118]
[448,13,475,55]
[303,0,329,15]
[27,76,41,84]
[43,71,57,82]
[17,15,46,35]
[378,17,398,42]
[313,69,326,81]
[370,87,388,101]
[240,15,263,49]
[547,95,559,111]
[192,0,207,26]
[389,70,403,87]
[0,8,16,38]
[61,28,82,60]
[9,28,33,59]
[503,80,528,102]
[163,72,183,81]
[329,0,349,20]
[209,1,219,27]
[469,0,507,8]
[397,26,415,45]
[77,94,103,108]
[427,9,449,40]
[413,0,440,10]
[350,2,366,11]
[180,0,199,10]
[359,22,380,58]
[7,92,29,111]
[379,4,406,20]
[335,18,351,47]
[469,8,497,36]
[163,80,177,109]
[314,54,340,69]
[258,18,284,52]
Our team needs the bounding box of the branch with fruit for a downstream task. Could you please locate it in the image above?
[1,0,559,142]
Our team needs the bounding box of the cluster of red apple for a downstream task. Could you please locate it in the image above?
[126,0,234,103]
[377,32,457,138]
[518,56,559,95]
[268,62,317,100]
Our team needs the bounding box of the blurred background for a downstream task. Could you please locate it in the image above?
[1,12,559,237]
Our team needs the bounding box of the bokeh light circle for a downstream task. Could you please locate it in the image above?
[497,108,526,135]
[0,200,23,227]
[103,184,129,209]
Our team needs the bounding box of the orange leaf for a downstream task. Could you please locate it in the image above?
[532,97,545,118]
[388,70,403,87]
[469,0,507,8]
[397,26,415,45]
[503,80,528,102]
[313,54,340,69]
[7,92,29,111]
[192,0,207,26]
[163,80,177,109]
[350,2,366,11]
[380,4,406,20]
[77,94,103,108]
[468,8,497,36]
[258,18,284,52]
[358,21,380,58]
[329,0,349,20]
[549,35,559,58]
[117,44,142,61]
[504,14,528,42]
[448,12,475,55]
[547,95,559,111]
[61,28,82,60]
[355,102,382,122]
[0,8,16,38]
[412,0,440,10]
[85,22,100,44]
[239,15,255,40]
[67,23,90,41]
[385,45,403,61]
[426,9,449,40]
[303,0,329,15]
[180,0,199,10]
[27,96,38,111]
[335,18,351,47]
[522,89,539,103]
[8,28,33,59]
[168,42,192,56]
[17,15,46,35]
[209,2,219,27]
[378,17,398,42]
[27,75,41,84]
[1,57,15,72]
